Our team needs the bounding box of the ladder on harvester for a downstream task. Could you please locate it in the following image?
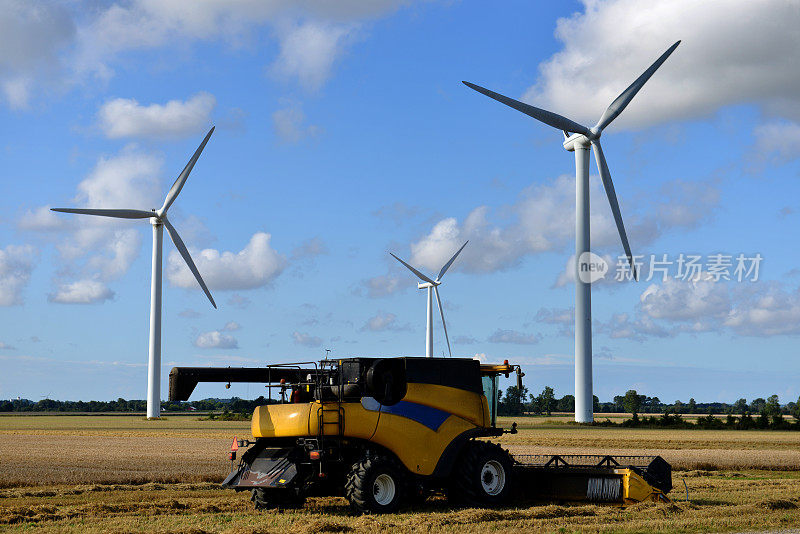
[316,361,345,466]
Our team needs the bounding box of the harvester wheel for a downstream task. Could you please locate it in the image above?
[250,488,305,510]
[345,455,406,514]
[450,441,513,506]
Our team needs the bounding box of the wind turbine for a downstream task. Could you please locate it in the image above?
[463,41,680,423]
[51,127,217,419]
[390,241,468,358]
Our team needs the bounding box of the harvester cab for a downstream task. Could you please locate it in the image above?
[169,356,671,513]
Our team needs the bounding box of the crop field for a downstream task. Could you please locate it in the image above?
[1,414,799,533]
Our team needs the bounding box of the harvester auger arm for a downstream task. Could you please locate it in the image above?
[169,366,319,401]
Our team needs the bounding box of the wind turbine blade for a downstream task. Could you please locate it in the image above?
[462,81,591,137]
[389,253,436,285]
[433,286,451,357]
[163,218,217,308]
[160,126,215,213]
[50,208,153,219]
[594,41,681,132]
[436,240,468,282]
[591,140,637,280]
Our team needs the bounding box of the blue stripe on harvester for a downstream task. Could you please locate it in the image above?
[379,400,451,431]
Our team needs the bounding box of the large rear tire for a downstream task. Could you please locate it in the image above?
[450,441,513,506]
[250,488,305,510]
[345,455,406,514]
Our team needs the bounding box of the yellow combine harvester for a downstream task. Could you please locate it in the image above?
[170,357,671,513]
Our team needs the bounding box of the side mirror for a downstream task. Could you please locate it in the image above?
[365,359,407,406]
[516,368,524,391]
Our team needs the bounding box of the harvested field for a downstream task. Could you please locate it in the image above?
[1,473,799,533]
[1,415,799,532]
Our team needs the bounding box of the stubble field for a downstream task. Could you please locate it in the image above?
[1,414,799,533]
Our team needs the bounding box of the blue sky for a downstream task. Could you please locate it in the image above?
[1,0,799,403]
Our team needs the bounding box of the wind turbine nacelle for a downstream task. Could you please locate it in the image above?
[563,133,590,152]
[417,282,436,289]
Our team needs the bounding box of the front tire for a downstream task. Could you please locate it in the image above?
[345,455,406,514]
[450,441,513,506]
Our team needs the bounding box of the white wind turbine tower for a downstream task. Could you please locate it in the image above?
[52,127,217,419]
[464,41,680,423]
[390,241,468,357]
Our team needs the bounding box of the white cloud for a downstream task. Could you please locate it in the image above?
[595,312,671,342]
[194,330,238,349]
[409,175,719,274]
[227,294,252,309]
[597,275,800,340]
[355,275,403,298]
[48,279,114,304]
[98,92,216,139]
[0,0,74,108]
[0,244,37,306]
[0,341,15,350]
[725,286,800,336]
[535,307,573,325]
[752,120,800,164]
[359,311,409,332]
[487,329,542,345]
[271,22,355,91]
[23,148,163,301]
[291,236,327,259]
[2,77,31,109]
[292,331,322,347]
[640,273,730,326]
[222,321,241,332]
[272,100,321,143]
[521,0,800,130]
[18,206,67,232]
[167,232,287,291]
[534,307,575,337]
[0,1,416,109]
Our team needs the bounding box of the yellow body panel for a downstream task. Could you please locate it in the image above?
[620,469,668,503]
[404,383,488,428]
[371,409,476,475]
[252,403,313,437]
[252,401,381,440]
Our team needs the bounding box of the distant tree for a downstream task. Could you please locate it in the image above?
[687,398,697,414]
[673,400,684,414]
[649,396,662,414]
[593,395,601,414]
[750,397,766,414]
[765,395,781,416]
[537,386,556,416]
[500,386,529,416]
[556,394,575,413]
[623,390,642,416]
[733,398,748,414]
[765,395,783,427]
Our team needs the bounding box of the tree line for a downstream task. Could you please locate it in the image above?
[497,386,800,421]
